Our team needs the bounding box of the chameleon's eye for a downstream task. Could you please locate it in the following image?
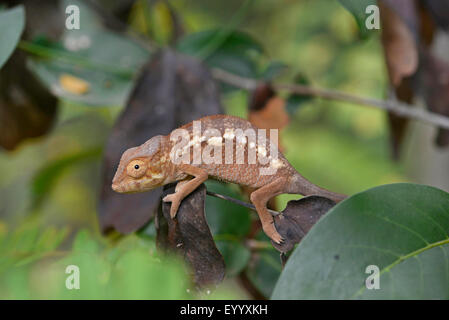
[127,160,146,178]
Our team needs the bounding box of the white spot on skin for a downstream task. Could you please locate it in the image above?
[208,136,223,146]
[271,158,284,169]
[151,173,165,179]
[188,135,202,147]
[249,142,256,148]
[258,146,267,157]
[223,129,235,140]
[237,136,247,144]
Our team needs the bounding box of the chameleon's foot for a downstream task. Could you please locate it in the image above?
[262,221,284,244]
[162,193,181,219]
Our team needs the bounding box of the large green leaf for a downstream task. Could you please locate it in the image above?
[0,5,25,69]
[338,0,378,38]
[177,29,264,79]
[204,181,252,277]
[246,232,282,298]
[205,180,251,237]
[272,183,449,299]
[31,147,102,207]
[177,29,263,57]
[26,0,149,106]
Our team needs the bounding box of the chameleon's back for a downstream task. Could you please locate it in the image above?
[170,115,296,188]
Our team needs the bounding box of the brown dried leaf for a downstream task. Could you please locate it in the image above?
[271,196,336,253]
[157,184,225,288]
[380,0,420,159]
[248,83,289,135]
[0,0,65,151]
[0,51,57,150]
[422,0,449,30]
[98,50,223,234]
[421,53,449,147]
[380,1,419,86]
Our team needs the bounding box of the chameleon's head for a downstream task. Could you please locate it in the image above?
[111,135,168,193]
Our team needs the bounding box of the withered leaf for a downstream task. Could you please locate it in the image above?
[422,0,449,30]
[381,0,419,35]
[158,184,225,288]
[248,83,288,153]
[0,51,57,150]
[421,53,449,147]
[380,0,420,159]
[98,49,222,234]
[271,196,336,253]
[380,0,419,87]
[0,1,64,151]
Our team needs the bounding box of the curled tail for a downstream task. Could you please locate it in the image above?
[288,172,347,203]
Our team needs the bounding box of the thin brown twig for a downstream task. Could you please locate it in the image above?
[211,68,449,130]
[83,0,449,130]
[206,191,280,216]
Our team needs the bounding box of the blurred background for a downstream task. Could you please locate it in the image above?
[0,0,448,299]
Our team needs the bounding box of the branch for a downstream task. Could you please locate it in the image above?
[77,0,449,130]
[211,68,449,130]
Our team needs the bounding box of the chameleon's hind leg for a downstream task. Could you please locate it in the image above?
[250,177,288,244]
[162,164,208,219]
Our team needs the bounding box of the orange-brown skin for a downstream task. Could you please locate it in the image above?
[112,115,346,244]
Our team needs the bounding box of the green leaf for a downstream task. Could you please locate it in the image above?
[177,29,263,57]
[31,147,102,207]
[272,183,449,299]
[205,180,251,237]
[177,29,263,80]
[338,0,377,39]
[25,1,149,106]
[27,58,137,107]
[285,73,312,114]
[261,61,288,80]
[246,233,282,298]
[0,221,69,271]
[0,5,25,69]
[72,229,101,254]
[216,240,250,277]
[109,250,190,299]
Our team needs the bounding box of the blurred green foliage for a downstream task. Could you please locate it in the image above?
[0,0,408,299]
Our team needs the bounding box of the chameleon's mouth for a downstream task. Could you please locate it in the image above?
[111,183,123,193]
[111,179,155,193]
[111,181,139,193]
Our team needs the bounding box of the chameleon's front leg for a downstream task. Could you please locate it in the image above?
[162,164,208,219]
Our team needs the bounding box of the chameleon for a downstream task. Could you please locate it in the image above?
[112,114,346,244]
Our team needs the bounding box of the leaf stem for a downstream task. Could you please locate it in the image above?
[211,68,449,130]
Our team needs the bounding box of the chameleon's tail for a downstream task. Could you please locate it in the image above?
[288,172,347,203]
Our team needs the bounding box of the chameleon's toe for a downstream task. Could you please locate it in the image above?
[169,200,181,219]
[262,221,284,244]
[271,232,284,245]
[163,193,181,219]
[162,193,175,203]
